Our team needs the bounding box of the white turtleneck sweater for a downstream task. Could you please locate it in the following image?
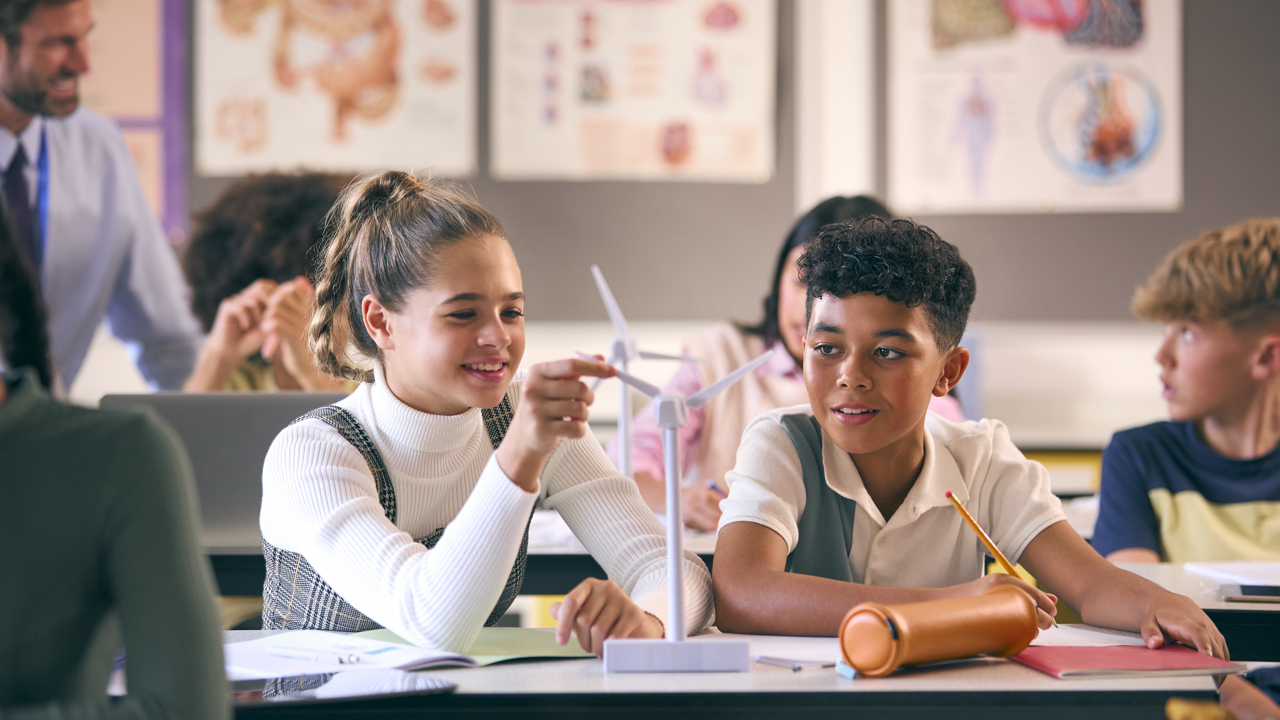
[260,366,713,652]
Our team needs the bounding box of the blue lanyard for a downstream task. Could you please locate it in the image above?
[36,125,48,251]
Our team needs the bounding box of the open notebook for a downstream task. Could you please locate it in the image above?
[225,628,592,680]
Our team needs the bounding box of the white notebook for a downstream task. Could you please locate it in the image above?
[1184,561,1280,586]
[225,630,476,680]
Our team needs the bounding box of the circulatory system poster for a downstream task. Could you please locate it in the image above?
[888,0,1181,214]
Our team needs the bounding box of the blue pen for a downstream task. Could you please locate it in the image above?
[705,479,727,497]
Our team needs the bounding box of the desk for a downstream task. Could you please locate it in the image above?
[209,511,718,597]
[1118,563,1280,662]
[227,630,1218,719]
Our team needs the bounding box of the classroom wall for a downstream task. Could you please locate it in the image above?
[188,0,1280,325]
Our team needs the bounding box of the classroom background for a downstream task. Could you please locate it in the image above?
[61,0,1271,534]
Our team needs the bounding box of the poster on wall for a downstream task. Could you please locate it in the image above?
[195,0,476,176]
[888,0,1181,214]
[491,0,776,182]
[79,0,188,240]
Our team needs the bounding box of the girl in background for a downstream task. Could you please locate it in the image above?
[185,173,352,392]
[611,196,965,530]
[259,171,712,655]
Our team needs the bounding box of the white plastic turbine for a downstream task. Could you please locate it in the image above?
[589,265,703,478]
[595,349,774,673]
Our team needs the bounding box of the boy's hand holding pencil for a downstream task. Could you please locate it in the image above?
[945,491,1059,630]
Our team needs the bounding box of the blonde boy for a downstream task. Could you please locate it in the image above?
[1094,219,1280,564]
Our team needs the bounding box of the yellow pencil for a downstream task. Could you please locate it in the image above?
[945,490,1057,626]
[945,490,1021,579]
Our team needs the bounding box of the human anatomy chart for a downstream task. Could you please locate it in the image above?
[196,0,475,175]
[888,0,1181,214]
[491,0,775,182]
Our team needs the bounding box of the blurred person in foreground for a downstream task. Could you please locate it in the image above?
[184,172,352,392]
[0,0,202,391]
[0,211,227,719]
[608,196,964,530]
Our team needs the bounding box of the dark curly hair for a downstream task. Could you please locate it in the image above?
[185,173,349,333]
[0,203,53,388]
[742,195,892,347]
[797,216,976,351]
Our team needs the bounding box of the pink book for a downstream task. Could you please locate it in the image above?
[1012,645,1246,679]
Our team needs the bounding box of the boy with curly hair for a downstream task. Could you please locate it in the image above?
[712,217,1224,660]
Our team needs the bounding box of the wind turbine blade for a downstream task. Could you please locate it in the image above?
[637,350,707,363]
[687,351,774,409]
[591,265,630,337]
[575,350,616,390]
[613,369,662,399]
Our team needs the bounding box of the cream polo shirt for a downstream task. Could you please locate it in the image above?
[718,406,1068,588]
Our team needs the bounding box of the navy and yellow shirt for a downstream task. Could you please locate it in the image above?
[1093,421,1280,562]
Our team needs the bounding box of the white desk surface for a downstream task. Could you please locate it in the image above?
[1117,563,1280,613]
[224,630,1217,696]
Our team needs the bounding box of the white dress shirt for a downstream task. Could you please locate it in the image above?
[0,110,201,390]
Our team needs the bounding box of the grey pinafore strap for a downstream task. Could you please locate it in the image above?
[777,413,859,582]
[262,395,526,631]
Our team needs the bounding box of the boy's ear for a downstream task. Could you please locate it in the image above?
[362,294,395,351]
[934,346,970,397]
[1251,333,1280,381]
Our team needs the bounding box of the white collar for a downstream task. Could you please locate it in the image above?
[0,115,44,169]
[820,420,970,529]
[367,363,484,453]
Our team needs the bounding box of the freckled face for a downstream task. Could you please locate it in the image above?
[1155,319,1257,422]
[804,292,951,456]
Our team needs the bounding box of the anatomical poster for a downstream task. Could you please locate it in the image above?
[888,0,1181,214]
[491,0,776,182]
[195,0,476,175]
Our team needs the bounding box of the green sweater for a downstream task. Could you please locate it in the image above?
[0,370,227,720]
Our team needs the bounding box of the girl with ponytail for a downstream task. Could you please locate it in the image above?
[259,171,713,655]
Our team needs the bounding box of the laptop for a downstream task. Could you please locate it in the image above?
[99,392,349,552]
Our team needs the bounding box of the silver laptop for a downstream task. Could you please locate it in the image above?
[99,392,348,552]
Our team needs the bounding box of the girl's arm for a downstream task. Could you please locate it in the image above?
[541,433,716,643]
[261,422,536,653]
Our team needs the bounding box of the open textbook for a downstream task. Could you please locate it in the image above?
[225,628,592,680]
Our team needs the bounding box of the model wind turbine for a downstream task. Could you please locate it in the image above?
[594,349,774,673]
[590,265,703,477]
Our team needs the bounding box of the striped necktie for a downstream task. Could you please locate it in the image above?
[4,143,40,273]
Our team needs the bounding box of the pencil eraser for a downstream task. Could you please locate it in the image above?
[835,660,857,680]
[945,491,953,499]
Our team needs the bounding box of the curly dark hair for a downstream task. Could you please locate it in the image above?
[0,203,53,387]
[185,173,349,333]
[797,216,976,351]
[741,196,892,347]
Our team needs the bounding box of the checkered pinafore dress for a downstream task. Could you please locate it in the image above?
[261,396,530,631]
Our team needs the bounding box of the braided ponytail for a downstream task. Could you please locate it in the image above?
[307,170,506,382]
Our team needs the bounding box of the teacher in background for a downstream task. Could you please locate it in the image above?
[0,0,202,391]
[609,196,965,530]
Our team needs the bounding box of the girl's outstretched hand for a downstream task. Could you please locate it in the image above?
[550,578,663,658]
[496,358,616,493]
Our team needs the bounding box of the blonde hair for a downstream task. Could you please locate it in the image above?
[1132,218,1280,329]
[308,170,506,382]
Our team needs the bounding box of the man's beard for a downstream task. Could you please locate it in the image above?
[0,67,79,118]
